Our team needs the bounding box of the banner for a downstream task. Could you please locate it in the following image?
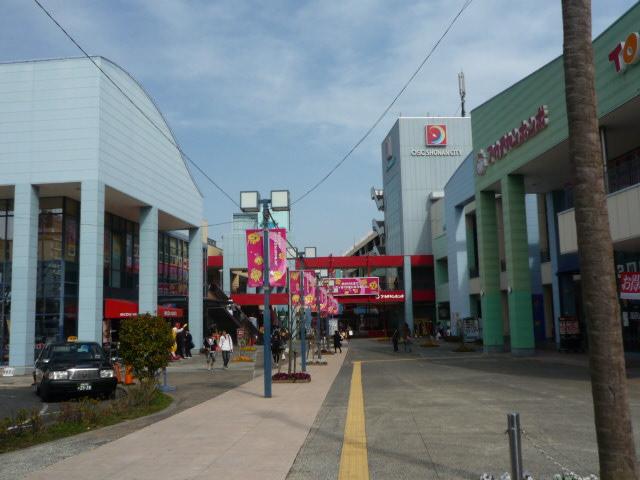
[320,277,380,296]
[621,272,640,300]
[303,271,317,308]
[245,228,288,288]
[289,270,301,306]
[319,287,328,317]
[269,228,288,287]
[327,295,339,315]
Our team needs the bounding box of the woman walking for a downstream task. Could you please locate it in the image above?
[219,330,233,368]
[333,330,342,353]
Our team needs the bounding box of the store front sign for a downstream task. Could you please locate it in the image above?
[411,148,463,157]
[476,105,549,176]
[376,291,405,302]
[609,32,640,73]
[620,272,640,300]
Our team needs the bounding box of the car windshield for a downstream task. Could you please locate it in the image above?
[49,343,104,363]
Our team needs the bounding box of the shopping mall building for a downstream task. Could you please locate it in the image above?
[431,3,640,353]
[0,57,206,372]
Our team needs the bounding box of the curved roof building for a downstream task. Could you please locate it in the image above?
[0,57,205,371]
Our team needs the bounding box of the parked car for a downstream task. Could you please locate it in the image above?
[33,341,117,402]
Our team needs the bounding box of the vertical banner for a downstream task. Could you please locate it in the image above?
[269,228,288,287]
[246,228,288,288]
[290,270,301,306]
[319,287,328,317]
[246,229,264,288]
[303,271,316,308]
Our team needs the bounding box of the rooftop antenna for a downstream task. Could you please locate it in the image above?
[458,71,466,117]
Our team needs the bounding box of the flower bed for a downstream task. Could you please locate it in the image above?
[272,372,311,383]
[231,355,254,362]
[239,346,257,352]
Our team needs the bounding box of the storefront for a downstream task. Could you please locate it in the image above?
[471,3,640,353]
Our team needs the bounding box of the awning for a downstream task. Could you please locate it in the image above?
[104,299,185,319]
[104,299,138,319]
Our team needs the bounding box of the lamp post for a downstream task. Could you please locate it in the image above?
[240,190,290,399]
[298,254,307,372]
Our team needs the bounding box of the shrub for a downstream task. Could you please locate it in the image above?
[119,314,174,380]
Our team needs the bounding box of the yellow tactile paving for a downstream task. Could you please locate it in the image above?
[338,361,370,480]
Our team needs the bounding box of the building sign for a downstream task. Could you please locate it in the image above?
[376,291,405,302]
[609,32,640,73]
[411,148,462,157]
[476,105,549,176]
[620,272,640,300]
[426,125,447,146]
[320,277,380,296]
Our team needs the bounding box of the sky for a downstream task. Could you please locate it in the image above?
[0,0,636,255]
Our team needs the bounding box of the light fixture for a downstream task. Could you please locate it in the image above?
[240,191,260,212]
[270,190,290,211]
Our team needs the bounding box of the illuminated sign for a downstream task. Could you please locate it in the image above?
[609,32,640,73]
[475,105,549,176]
[426,125,447,146]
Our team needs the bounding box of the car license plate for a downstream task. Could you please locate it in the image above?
[77,383,92,391]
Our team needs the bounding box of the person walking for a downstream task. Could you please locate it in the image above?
[392,328,399,352]
[402,322,412,353]
[204,332,217,370]
[271,329,282,366]
[333,330,342,353]
[219,330,233,368]
[183,326,193,358]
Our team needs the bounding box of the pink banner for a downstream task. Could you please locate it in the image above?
[303,271,316,309]
[320,277,380,296]
[319,287,328,317]
[621,272,640,300]
[290,270,301,306]
[246,229,264,288]
[246,228,288,288]
[269,228,288,287]
[328,295,339,315]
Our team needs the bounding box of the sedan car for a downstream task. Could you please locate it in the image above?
[33,341,117,402]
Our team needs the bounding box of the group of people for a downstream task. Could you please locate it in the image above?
[391,322,414,353]
[170,322,194,361]
[203,329,234,369]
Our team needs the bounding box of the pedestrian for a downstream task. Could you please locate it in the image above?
[402,322,412,352]
[219,330,233,368]
[271,329,282,365]
[392,328,399,352]
[333,330,342,353]
[172,322,186,360]
[183,326,193,358]
[204,332,217,370]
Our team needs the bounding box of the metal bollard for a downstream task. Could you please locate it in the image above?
[507,412,523,480]
[157,367,176,392]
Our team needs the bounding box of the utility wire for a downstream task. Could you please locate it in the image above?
[32,0,240,210]
[291,0,474,206]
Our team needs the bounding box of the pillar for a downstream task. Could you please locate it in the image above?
[501,175,535,355]
[525,194,545,342]
[546,192,562,347]
[138,206,158,315]
[403,255,414,333]
[449,205,471,327]
[9,184,39,372]
[477,190,503,352]
[78,180,104,343]
[188,226,204,350]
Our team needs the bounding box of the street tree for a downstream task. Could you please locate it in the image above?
[561,1,639,477]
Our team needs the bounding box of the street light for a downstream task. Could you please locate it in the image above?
[240,190,290,398]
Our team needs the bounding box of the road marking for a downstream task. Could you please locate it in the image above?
[338,361,369,480]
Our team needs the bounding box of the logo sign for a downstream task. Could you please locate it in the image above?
[476,105,549,176]
[609,32,640,73]
[426,125,447,146]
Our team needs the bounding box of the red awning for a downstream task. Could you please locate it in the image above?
[104,299,138,319]
[158,306,184,318]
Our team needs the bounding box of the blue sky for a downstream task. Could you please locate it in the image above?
[1,0,636,255]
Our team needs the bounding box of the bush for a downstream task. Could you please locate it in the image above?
[119,314,174,380]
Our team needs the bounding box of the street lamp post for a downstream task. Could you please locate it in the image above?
[298,255,307,372]
[240,190,289,399]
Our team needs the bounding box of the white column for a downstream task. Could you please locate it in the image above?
[78,180,104,343]
[546,192,562,347]
[403,255,414,333]
[9,184,39,373]
[138,206,158,315]
[188,226,204,349]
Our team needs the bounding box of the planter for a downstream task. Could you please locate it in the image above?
[272,378,311,383]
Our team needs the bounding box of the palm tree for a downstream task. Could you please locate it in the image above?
[561,1,638,477]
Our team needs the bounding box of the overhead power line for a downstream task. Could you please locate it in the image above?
[32,0,240,210]
[291,0,474,206]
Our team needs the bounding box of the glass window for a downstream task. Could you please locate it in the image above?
[64,216,78,262]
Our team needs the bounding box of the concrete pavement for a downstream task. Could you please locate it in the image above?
[23,348,346,480]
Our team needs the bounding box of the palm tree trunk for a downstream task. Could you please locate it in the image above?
[561,1,639,477]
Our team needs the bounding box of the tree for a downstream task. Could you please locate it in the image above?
[118,314,174,382]
[561,1,639,477]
